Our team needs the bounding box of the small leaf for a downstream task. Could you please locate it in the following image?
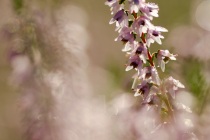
[152,53,157,61]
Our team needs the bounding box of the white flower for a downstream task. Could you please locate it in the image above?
[146,26,168,46]
[122,40,138,52]
[132,16,154,37]
[164,76,185,99]
[139,66,160,85]
[126,54,143,71]
[141,3,159,20]
[157,50,176,72]
[129,0,146,13]
[133,42,148,63]
[105,0,124,15]
[109,9,128,31]
[115,26,134,42]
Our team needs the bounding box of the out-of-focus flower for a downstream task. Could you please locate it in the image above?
[164,76,185,99]
[10,54,33,85]
[167,26,202,58]
[195,0,210,32]
[192,33,210,61]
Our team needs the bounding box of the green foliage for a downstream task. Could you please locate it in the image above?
[12,0,23,14]
[181,58,209,114]
[182,58,204,97]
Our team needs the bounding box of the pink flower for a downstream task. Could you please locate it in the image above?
[105,0,124,15]
[134,42,148,62]
[141,3,159,20]
[134,80,151,97]
[115,26,134,42]
[146,26,168,46]
[126,54,143,71]
[122,41,137,52]
[139,66,160,85]
[157,50,177,72]
[134,80,159,104]
[109,9,128,30]
[123,41,148,62]
[164,76,185,99]
[129,0,145,13]
[132,16,153,37]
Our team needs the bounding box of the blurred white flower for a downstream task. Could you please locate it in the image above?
[167,25,202,57]
[192,33,210,61]
[195,0,210,31]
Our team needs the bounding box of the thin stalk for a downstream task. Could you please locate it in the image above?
[163,92,176,122]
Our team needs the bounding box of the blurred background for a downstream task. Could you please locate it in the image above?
[0,0,210,140]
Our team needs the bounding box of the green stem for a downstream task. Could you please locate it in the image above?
[163,92,176,122]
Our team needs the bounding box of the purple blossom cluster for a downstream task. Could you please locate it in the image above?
[106,0,184,115]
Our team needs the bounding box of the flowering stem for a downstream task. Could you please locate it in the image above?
[106,0,184,123]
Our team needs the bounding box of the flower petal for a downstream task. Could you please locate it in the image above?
[160,60,165,72]
[126,65,133,71]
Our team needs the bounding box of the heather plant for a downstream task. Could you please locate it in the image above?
[106,0,186,123]
[1,0,208,140]
[105,1,201,139]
